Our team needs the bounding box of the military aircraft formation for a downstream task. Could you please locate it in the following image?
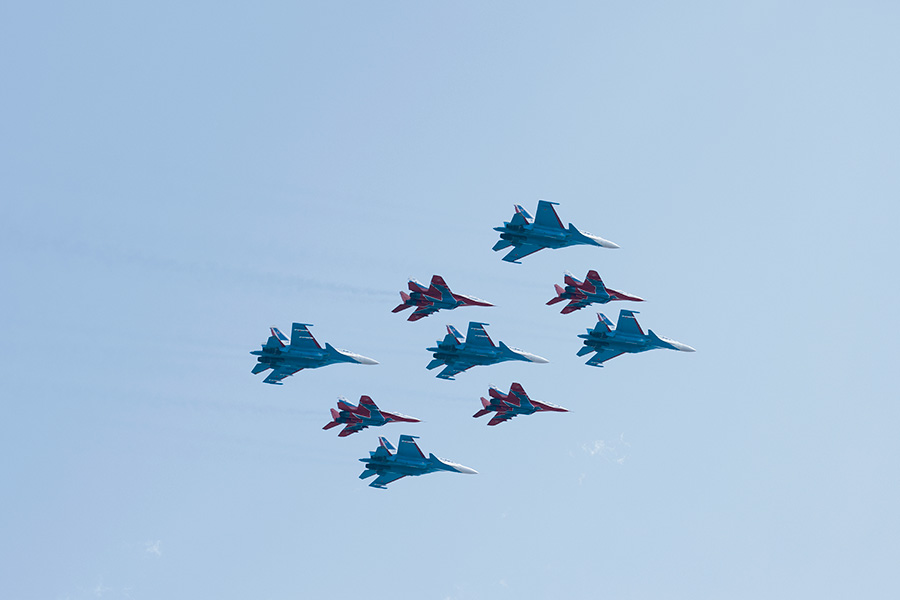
[250,200,693,488]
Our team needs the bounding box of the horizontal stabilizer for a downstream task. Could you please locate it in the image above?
[392,291,412,313]
[547,284,567,305]
[251,363,271,374]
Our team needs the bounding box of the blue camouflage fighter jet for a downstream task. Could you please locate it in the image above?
[359,435,477,489]
[577,309,695,367]
[426,322,549,380]
[492,200,620,263]
[250,323,378,385]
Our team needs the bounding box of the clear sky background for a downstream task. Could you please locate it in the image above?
[2,2,899,599]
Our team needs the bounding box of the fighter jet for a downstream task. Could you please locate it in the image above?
[577,309,695,367]
[426,322,549,380]
[392,275,493,322]
[492,200,620,263]
[547,270,644,314]
[473,382,568,426]
[359,435,477,489]
[250,323,378,385]
[323,395,420,437]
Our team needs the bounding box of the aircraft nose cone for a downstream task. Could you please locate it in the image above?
[354,355,380,365]
[455,465,478,475]
[671,341,696,352]
[524,353,550,364]
[587,233,620,249]
[598,238,620,249]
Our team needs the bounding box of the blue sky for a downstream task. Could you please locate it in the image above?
[2,2,899,599]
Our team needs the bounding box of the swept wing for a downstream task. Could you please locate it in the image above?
[436,362,473,380]
[263,365,303,384]
[487,412,517,426]
[585,348,626,366]
[563,297,593,313]
[501,243,544,263]
[409,304,440,321]
[370,472,407,488]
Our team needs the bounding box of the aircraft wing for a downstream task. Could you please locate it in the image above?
[409,304,440,321]
[339,422,368,437]
[357,396,379,415]
[585,348,626,366]
[429,275,455,302]
[533,200,564,229]
[464,322,494,347]
[614,310,645,336]
[487,412,517,426]
[396,435,426,460]
[290,323,322,350]
[584,270,605,290]
[370,472,407,488]
[436,362,474,379]
[563,297,593,313]
[263,365,303,384]
[502,243,544,263]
